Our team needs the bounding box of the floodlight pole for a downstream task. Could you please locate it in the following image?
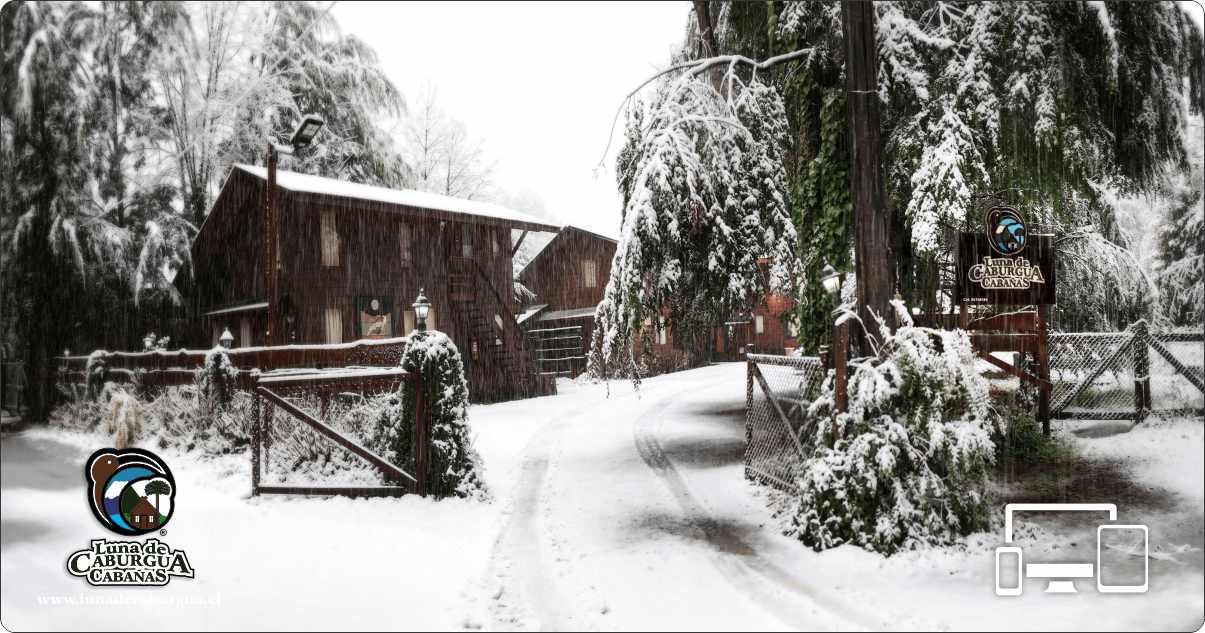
[266,144,279,347]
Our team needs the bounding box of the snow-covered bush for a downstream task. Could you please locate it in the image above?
[368,330,489,500]
[201,347,239,408]
[85,351,108,401]
[786,302,997,555]
[105,390,141,449]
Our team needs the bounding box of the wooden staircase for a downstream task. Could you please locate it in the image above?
[448,261,539,398]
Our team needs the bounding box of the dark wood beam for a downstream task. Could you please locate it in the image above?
[510,230,529,258]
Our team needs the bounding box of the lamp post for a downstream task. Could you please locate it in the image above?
[266,114,325,347]
[219,328,234,350]
[412,289,432,332]
[820,261,848,420]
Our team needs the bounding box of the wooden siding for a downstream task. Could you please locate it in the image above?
[189,172,550,402]
[517,227,616,313]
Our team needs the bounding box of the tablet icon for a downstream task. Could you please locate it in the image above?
[995,503,1148,595]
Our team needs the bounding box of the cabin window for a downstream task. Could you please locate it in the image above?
[212,324,221,348]
[492,230,501,258]
[426,308,436,331]
[755,315,764,334]
[356,296,394,340]
[400,224,413,265]
[459,225,473,258]
[325,308,343,345]
[471,339,479,361]
[583,260,597,288]
[404,311,415,335]
[658,317,667,345]
[321,212,340,266]
[239,317,252,348]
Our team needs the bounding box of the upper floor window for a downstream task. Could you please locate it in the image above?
[321,212,340,267]
[459,225,473,258]
[583,260,597,288]
[400,223,413,265]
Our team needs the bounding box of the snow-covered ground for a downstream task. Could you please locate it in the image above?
[2,363,1202,630]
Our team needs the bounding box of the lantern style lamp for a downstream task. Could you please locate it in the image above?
[289,114,325,151]
[144,334,155,351]
[820,261,841,308]
[219,328,235,349]
[412,289,432,332]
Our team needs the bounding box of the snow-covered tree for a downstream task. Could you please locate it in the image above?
[591,48,806,384]
[402,82,498,201]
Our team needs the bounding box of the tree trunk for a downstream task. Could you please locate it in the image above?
[841,2,893,348]
[692,1,724,89]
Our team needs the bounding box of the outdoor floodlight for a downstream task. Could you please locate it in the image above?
[413,289,432,332]
[820,261,841,300]
[290,114,325,150]
[219,328,234,349]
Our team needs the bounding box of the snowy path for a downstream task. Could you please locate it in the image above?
[3,362,1202,630]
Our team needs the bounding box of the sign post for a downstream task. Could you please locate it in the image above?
[954,206,1057,435]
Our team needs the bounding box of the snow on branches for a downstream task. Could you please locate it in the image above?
[787,301,997,554]
[592,53,806,384]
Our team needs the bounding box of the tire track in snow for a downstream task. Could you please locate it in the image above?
[632,386,879,631]
[480,391,638,631]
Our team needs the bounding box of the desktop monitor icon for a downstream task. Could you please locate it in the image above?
[995,503,1148,595]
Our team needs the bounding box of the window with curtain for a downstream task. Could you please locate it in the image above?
[583,260,597,288]
[239,317,252,348]
[400,223,413,264]
[460,225,473,258]
[755,315,764,334]
[321,212,339,266]
[325,307,343,344]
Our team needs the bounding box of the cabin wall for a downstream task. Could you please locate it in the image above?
[519,231,615,313]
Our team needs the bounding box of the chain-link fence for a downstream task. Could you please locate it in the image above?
[1048,323,1202,420]
[745,354,825,495]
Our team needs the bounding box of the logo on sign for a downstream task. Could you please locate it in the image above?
[968,257,1047,290]
[985,206,1027,255]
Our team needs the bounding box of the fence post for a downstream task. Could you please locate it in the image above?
[745,357,754,480]
[1037,304,1050,436]
[252,387,260,497]
[414,371,426,497]
[1132,320,1151,423]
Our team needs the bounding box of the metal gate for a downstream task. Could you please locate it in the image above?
[1049,321,1203,421]
[744,354,825,494]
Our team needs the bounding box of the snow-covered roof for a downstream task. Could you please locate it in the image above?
[561,223,619,243]
[204,301,268,317]
[517,304,548,326]
[538,306,599,321]
[232,164,561,231]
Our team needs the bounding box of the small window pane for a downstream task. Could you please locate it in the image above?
[492,231,501,258]
[583,260,597,288]
[325,308,343,345]
[461,225,473,258]
[755,315,764,334]
[658,317,666,345]
[321,212,339,266]
[400,224,413,263]
[404,311,415,335]
[240,317,252,348]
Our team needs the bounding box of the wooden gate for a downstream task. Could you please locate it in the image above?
[252,368,423,497]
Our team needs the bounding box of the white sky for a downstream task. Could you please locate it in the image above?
[330,1,691,235]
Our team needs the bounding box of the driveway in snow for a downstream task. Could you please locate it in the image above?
[3,362,1202,630]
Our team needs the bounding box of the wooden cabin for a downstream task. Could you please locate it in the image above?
[717,292,799,362]
[182,164,560,402]
[515,225,617,377]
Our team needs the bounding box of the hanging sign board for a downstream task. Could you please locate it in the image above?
[955,206,1056,305]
